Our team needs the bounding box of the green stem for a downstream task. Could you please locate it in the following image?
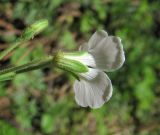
[0,56,53,75]
[0,39,24,60]
[0,72,16,81]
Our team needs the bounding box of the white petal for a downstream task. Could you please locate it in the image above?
[88,30,108,50]
[89,36,125,71]
[73,72,113,109]
[64,53,96,67]
[79,30,108,51]
[80,68,99,81]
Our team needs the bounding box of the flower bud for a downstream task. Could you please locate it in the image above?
[21,19,48,40]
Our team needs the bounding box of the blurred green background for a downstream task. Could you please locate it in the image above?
[0,0,160,135]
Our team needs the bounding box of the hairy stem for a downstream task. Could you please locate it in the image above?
[0,72,16,81]
[0,56,53,75]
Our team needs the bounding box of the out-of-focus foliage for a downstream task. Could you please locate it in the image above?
[0,0,160,135]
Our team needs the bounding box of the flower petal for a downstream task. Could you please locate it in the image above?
[88,30,108,50]
[64,52,96,68]
[73,71,112,109]
[80,68,99,81]
[79,30,108,51]
[89,36,125,71]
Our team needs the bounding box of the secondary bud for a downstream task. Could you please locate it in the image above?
[21,19,48,40]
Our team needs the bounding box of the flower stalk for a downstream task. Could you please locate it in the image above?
[0,56,53,76]
[0,52,89,81]
[0,72,16,81]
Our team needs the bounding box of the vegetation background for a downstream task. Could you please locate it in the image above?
[0,0,160,135]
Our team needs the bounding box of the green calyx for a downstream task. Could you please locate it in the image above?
[53,52,88,74]
[58,58,89,73]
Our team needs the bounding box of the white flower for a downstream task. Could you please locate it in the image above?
[64,30,125,108]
